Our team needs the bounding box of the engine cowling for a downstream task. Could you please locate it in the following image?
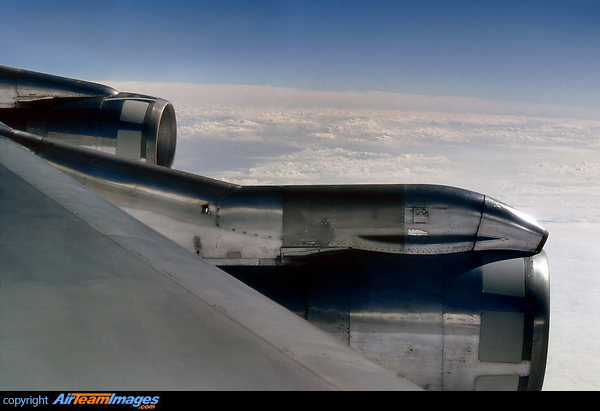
[20,94,176,167]
[225,248,549,391]
[0,65,177,167]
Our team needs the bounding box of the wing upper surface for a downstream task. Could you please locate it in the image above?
[0,136,419,390]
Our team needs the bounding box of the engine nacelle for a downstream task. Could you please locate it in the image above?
[13,94,176,167]
[226,248,550,391]
[0,65,177,167]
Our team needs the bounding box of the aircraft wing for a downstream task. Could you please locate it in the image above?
[0,135,419,390]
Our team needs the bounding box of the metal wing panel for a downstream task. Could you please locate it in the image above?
[0,137,418,390]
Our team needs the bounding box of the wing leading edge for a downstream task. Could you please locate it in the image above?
[0,136,420,390]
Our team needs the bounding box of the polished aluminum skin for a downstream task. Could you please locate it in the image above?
[0,66,550,390]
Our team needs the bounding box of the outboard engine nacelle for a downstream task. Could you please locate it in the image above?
[0,65,177,167]
[24,93,177,167]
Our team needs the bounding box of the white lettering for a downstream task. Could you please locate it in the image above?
[3,395,49,407]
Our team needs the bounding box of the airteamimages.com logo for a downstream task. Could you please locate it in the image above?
[53,393,160,408]
[3,393,161,409]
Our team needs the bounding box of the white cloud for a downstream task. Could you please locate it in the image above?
[215,147,449,185]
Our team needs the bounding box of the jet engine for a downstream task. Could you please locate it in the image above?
[0,66,176,167]
[211,185,550,390]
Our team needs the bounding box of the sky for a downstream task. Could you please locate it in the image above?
[2,0,599,390]
[3,0,600,111]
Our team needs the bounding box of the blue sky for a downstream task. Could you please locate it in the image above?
[3,0,600,110]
